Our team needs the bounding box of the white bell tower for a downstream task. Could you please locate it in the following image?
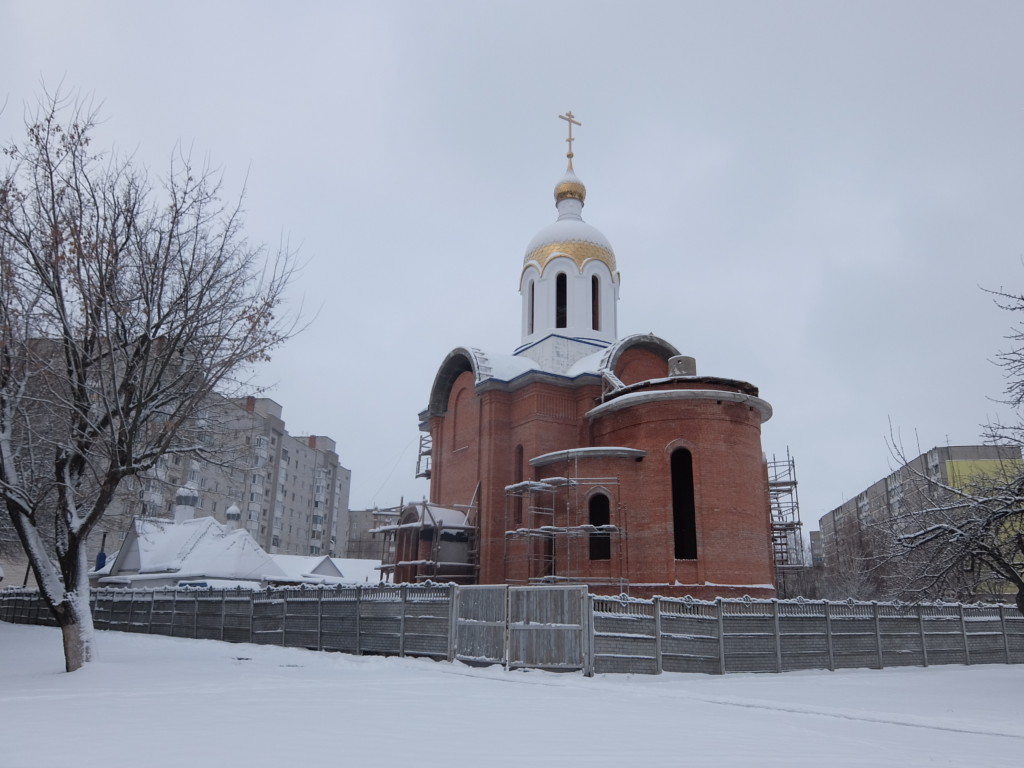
[516,112,620,371]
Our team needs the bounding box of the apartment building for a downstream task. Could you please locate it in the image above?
[96,396,351,561]
[818,444,1022,579]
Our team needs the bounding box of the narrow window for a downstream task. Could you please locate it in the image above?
[591,275,600,331]
[671,448,697,559]
[555,273,567,328]
[528,281,535,335]
[589,493,611,560]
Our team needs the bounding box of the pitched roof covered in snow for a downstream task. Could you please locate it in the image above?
[371,502,471,533]
[96,517,286,588]
[329,558,385,585]
[268,554,345,584]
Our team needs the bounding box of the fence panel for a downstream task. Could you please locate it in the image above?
[149,591,175,636]
[921,606,967,665]
[722,600,776,673]
[454,585,508,665]
[171,592,198,638]
[508,585,586,671]
[222,590,254,644]
[282,590,322,649]
[402,586,453,658]
[357,587,404,654]
[251,592,285,645]
[320,588,360,653]
[91,591,113,629]
[127,591,154,633]
[660,599,721,675]
[828,603,881,669]
[1,590,53,626]
[778,601,830,671]
[878,604,925,667]
[105,590,134,633]
[194,591,228,641]
[1007,611,1024,663]
[592,596,658,674]
[964,605,1007,665]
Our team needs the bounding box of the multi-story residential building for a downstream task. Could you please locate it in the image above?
[817,444,1022,596]
[94,396,351,562]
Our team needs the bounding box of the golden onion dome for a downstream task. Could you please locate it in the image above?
[523,165,616,275]
[554,169,587,204]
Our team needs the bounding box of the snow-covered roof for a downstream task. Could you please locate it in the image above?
[101,517,286,584]
[328,558,385,585]
[472,349,538,382]
[269,555,344,583]
[372,503,471,533]
[436,333,682,393]
[425,332,688,422]
[565,348,606,377]
[415,503,469,528]
[524,217,615,262]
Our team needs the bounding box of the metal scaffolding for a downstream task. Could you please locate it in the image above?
[372,502,478,584]
[503,470,628,591]
[768,448,805,569]
[415,433,432,479]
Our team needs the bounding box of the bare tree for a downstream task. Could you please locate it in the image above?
[872,289,1024,615]
[0,93,297,671]
[871,460,1023,611]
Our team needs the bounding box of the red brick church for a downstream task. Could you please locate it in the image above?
[391,114,776,599]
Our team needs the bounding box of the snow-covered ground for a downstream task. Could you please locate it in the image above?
[1,621,1021,768]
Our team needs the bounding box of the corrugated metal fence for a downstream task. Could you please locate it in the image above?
[3,586,1022,675]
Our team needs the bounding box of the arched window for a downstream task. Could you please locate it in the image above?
[555,273,567,328]
[589,493,611,560]
[591,275,600,331]
[671,448,697,559]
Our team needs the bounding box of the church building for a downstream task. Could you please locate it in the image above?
[402,114,776,599]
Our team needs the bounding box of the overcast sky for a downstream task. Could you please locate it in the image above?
[4,2,1024,530]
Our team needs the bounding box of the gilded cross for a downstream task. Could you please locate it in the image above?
[559,111,581,160]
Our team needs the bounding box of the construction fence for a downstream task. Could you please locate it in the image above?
[3,584,1023,675]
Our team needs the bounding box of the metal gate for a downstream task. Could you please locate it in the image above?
[453,584,589,671]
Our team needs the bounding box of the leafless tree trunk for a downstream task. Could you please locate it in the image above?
[0,91,297,670]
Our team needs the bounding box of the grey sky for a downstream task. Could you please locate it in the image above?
[3,2,1023,529]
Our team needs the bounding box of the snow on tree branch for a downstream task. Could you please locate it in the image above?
[0,89,300,671]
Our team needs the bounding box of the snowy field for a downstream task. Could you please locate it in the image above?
[1,621,1021,768]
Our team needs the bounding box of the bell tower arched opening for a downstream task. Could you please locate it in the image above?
[555,272,567,329]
